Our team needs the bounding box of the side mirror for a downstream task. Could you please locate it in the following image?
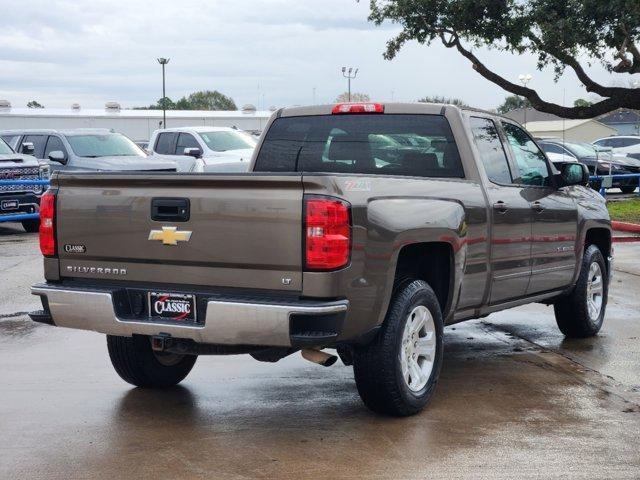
[184,147,202,159]
[48,150,67,164]
[559,162,590,187]
[22,142,35,155]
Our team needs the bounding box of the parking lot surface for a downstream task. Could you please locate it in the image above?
[1,222,639,479]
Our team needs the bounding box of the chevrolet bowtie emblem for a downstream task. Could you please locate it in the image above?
[148,226,192,245]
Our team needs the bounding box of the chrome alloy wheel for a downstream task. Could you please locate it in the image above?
[400,305,436,392]
[586,261,604,322]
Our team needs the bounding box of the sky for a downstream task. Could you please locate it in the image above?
[0,0,636,111]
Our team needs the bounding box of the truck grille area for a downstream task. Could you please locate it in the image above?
[0,167,43,195]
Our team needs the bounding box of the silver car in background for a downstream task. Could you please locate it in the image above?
[0,129,179,173]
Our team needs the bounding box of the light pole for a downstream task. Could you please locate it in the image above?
[633,80,640,135]
[341,67,359,102]
[157,58,170,128]
[518,73,532,126]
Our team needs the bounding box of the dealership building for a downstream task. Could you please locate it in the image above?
[0,102,273,141]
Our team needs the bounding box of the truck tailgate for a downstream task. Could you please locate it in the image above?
[54,173,304,291]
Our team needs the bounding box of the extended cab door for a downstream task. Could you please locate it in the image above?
[500,122,578,294]
[469,117,532,304]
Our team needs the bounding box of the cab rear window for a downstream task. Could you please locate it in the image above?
[254,114,464,178]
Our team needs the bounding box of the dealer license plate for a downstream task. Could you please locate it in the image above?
[148,292,196,322]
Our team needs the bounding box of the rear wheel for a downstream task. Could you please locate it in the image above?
[107,335,197,388]
[353,280,443,416]
[553,244,608,338]
[620,186,637,194]
[21,219,40,233]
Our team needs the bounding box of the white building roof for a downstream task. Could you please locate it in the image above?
[524,119,615,132]
[0,107,273,120]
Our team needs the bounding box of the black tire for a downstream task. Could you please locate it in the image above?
[553,244,608,338]
[107,335,197,388]
[620,186,637,194]
[353,280,444,416]
[21,219,40,233]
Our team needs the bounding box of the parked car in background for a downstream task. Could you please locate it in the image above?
[538,138,639,193]
[0,129,178,173]
[148,126,256,172]
[592,135,640,160]
[0,137,48,232]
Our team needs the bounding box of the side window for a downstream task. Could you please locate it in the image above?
[593,139,609,147]
[154,132,176,154]
[540,143,563,154]
[618,138,640,148]
[502,122,550,187]
[22,135,47,158]
[175,133,200,155]
[44,136,67,158]
[469,117,513,185]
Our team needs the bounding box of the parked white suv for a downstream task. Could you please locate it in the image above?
[148,127,257,172]
[592,135,640,159]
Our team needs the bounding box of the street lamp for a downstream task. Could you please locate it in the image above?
[157,58,170,128]
[518,73,532,126]
[341,67,359,102]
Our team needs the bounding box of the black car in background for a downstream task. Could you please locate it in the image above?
[538,139,640,193]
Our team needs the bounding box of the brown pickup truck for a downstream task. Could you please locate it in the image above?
[30,103,612,416]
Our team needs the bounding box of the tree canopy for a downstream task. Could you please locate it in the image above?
[496,95,531,113]
[335,92,371,102]
[136,90,237,111]
[418,95,467,106]
[27,100,44,108]
[368,0,640,118]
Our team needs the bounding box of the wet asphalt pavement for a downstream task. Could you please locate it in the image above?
[0,223,639,479]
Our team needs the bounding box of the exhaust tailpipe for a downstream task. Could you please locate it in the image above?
[301,349,338,367]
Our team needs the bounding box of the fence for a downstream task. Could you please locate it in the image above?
[0,179,50,223]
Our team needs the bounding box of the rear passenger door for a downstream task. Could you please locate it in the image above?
[469,117,532,304]
[501,122,578,294]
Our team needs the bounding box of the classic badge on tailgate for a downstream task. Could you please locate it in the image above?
[148,226,192,245]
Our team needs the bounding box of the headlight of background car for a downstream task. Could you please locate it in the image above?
[38,163,50,180]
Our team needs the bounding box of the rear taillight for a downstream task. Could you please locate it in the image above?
[39,191,56,257]
[304,196,351,271]
[332,102,384,114]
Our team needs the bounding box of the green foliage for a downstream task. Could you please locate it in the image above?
[497,95,531,113]
[368,0,640,118]
[335,92,371,102]
[135,90,237,111]
[607,198,640,223]
[26,100,44,109]
[418,95,467,106]
[573,98,593,107]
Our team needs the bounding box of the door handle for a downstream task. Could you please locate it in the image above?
[151,198,190,222]
[493,201,508,213]
[531,201,545,213]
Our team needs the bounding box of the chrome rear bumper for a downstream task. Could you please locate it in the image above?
[31,284,348,347]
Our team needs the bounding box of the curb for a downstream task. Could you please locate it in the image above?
[613,236,640,243]
[612,221,640,234]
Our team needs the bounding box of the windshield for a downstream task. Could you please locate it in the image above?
[0,138,13,155]
[65,133,146,158]
[198,130,256,152]
[565,142,597,158]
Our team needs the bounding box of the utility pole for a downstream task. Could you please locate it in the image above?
[157,58,170,128]
[341,67,359,102]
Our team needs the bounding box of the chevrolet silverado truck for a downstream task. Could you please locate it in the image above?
[30,103,612,416]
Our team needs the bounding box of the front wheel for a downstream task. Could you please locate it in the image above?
[620,186,637,194]
[553,244,608,338]
[353,280,444,416]
[107,335,197,388]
